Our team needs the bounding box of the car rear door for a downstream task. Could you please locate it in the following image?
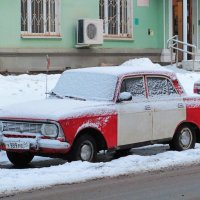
[117,76,153,146]
[146,76,186,140]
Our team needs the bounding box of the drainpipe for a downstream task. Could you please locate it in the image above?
[163,0,166,49]
[197,0,199,49]
[183,0,188,60]
[169,0,173,38]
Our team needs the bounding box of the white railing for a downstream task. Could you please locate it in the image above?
[167,35,197,69]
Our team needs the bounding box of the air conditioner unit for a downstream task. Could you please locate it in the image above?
[77,19,103,46]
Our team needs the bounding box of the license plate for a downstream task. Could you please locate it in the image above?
[5,141,30,150]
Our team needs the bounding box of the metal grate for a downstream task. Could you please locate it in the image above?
[21,0,57,33]
[99,0,129,36]
[2,121,43,134]
[21,0,28,32]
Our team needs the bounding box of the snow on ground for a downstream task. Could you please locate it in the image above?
[1,58,200,195]
[0,74,60,107]
[165,64,200,95]
[1,144,200,195]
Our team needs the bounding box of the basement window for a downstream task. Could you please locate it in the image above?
[99,0,133,39]
[21,0,61,38]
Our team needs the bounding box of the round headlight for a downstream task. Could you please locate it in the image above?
[0,122,3,132]
[41,124,58,138]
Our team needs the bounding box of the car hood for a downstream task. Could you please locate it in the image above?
[0,98,116,121]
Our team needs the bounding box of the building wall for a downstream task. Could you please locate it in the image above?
[0,0,169,72]
[0,0,164,49]
[198,0,200,49]
[103,0,164,49]
[0,0,98,48]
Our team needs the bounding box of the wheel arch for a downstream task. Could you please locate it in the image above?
[174,121,200,142]
[73,127,108,151]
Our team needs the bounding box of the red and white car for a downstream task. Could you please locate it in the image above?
[0,65,199,166]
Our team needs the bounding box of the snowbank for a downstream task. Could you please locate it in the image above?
[1,144,200,195]
[121,58,166,71]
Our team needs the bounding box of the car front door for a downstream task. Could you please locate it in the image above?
[146,76,186,140]
[117,76,153,146]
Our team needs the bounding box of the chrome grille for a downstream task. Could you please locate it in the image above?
[2,121,43,134]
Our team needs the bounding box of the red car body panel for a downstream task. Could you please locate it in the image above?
[184,97,200,126]
[59,113,118,149]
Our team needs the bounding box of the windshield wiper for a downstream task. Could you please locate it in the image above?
[49,91,63,99]
[65,95,86,101]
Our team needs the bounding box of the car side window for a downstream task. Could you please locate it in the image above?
[120,77,146,98]
[147,77,177,97]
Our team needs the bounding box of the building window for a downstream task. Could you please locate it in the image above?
[21,0,60,37]
[99,0,132,38]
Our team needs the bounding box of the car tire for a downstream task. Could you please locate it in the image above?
[69,135,97,162]
[6,152,34,167]
[170,125,196,151]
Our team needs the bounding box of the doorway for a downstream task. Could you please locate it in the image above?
[172,0,193,60]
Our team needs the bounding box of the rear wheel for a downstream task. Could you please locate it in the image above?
[170,125,196,151]
[69,135,97,162]
[6,152,34,167]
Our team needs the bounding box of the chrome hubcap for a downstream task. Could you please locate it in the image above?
[80,142,93,161]
[179,128,192,148]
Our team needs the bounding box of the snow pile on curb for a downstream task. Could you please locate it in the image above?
[121,58,161,67]
[1,144,200,195]
[121,58,171,72]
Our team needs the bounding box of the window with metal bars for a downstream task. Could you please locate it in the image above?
[99,0,132,38]
[21,0,60,36]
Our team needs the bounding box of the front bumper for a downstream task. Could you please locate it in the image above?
[0,133,70,154]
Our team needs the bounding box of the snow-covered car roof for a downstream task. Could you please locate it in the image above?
[64,59,176,80]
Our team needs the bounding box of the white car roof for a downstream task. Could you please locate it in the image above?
[64,65,177,80]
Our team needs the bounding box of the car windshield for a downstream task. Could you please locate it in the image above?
[52,71,118,101]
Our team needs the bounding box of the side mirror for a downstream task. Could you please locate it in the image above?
[118,92,132,102]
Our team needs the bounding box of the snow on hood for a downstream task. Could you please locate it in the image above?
[0,98,116,121]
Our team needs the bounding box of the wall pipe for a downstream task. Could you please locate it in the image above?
[183,0,188,60]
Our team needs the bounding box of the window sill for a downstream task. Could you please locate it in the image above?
[103,35,134,41]
[21,34,62,39]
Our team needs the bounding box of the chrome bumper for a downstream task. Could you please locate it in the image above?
[0,134,70,150]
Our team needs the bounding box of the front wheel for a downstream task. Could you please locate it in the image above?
[170,125,196,151]
[69,135,97,162]
[6,152,34,167]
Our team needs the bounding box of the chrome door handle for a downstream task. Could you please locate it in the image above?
[178,103,184,108]
[145,105,151,111]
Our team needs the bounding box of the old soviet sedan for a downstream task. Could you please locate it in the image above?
[0,65,199,166]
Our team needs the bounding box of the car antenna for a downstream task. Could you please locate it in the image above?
[46,55,51,99]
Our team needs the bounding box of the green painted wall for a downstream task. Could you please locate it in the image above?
[0,0,164,49]
[164,0,170,48]
[197,2,200,49]
[0,0,98,48]
[103,0,164,49]
[0,0,20,48]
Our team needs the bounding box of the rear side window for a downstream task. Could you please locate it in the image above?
[147,77,177,97]
[120,77,146,98]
